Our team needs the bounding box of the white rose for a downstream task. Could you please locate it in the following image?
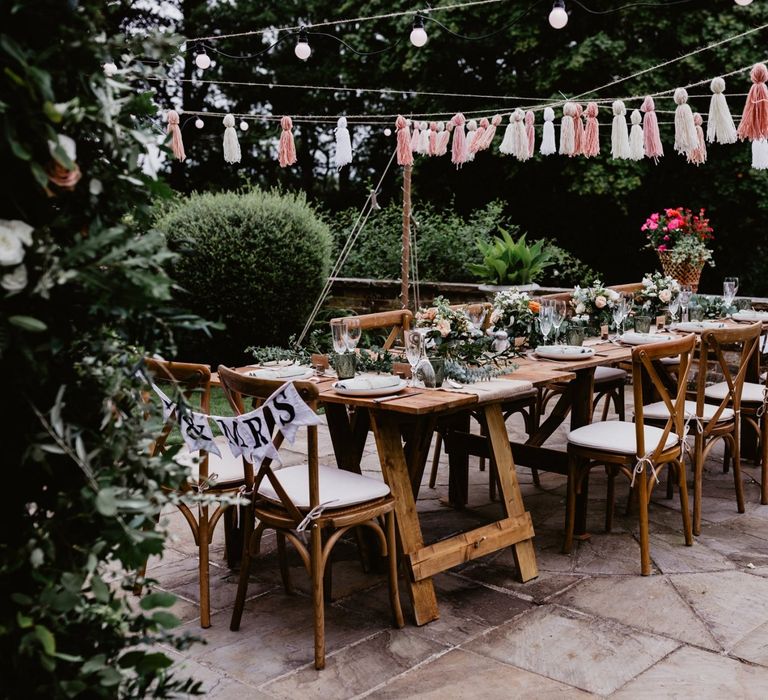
[658,289,672,303]
[490,309,501,324]
[608,289,620,301]
[436,319,451,337]
[575,303,586,314]
[1,264,27,293]
[595,295,607,309]
[0,219,33,266]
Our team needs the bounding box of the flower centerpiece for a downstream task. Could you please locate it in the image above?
[415,296,488,363]
[489,289,540,343]
[634,272,680,317]
[570,280,620,328]
[641,207,714,291]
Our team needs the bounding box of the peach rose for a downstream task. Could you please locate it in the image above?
[436,319,451,337]
[595,295,607,309]
[528,301,540,314]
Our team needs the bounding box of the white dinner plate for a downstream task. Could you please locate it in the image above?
[672,321,727,333]
[332,377,407,397]
[732,310,768,322]
[246,365,314,381]
[534,345,595,360]
[620,332,675,346]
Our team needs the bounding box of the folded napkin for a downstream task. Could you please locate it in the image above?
[336,374,401,390]
[447,378,534,405]
[247,365,313,380]
[621,332,672,346]
[733,310,768,320]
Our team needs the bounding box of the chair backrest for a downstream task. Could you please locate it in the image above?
[330,309,413,349]
[143,359,213,480]
[632,334,696,461]
[697,322,762,434]
[217,366,320,524]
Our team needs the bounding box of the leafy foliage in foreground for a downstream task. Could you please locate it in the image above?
[0,2,214,696]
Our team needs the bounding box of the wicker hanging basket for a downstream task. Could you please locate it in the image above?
[657,251,704,292]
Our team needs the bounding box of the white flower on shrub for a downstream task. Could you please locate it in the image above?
[0,219,34,267]
[2,264,27,293]
[575,302,585,314]
[658,289,672,303]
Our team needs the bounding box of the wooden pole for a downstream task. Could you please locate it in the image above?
[400,164,412,310]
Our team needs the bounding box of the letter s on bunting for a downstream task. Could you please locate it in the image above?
[265,382,322,445]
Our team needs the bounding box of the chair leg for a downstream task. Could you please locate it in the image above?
[625,485,635,516]
[693,434,704,537]
[428,432,442,489]
[198,505,211,629]
[277,531,293,594]
[311,524,326,670]
[677,460,693,546]
[600,393,611,422]
[616,383,626,422]
[732,427,746,514]
[230,506,256,632]
[563,455,577,554]
[637,472,652,576]
[723,436,731,474]
[605,466,616,533]
[385,511,404,629]
[762,415,768,505]
[665,462,674,500]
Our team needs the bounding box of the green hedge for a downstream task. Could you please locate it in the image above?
[157,188,332,363]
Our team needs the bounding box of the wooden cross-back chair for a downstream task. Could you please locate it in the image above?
[563,334,696,575]
[217,366,403,670]
[330,309,413,350]
[136,359,245,628]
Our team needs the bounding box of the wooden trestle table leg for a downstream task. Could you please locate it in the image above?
[569,368,595,539]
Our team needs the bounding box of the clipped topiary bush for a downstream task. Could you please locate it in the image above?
[157,188,332,364]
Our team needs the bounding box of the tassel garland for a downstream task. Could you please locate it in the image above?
[673,88,698,156]
[435,121,450,156]
[334,117,353,170]
[525,110,535,157]
[707,77,738,144]
[166,110,186,162]
[395,115,413,166]
[540,107,556,155]
[450,113,467,167]
[752,139,768,169]
[687,113,707,166]
[583,102,599,157]
[611,101,630,159]
[499,114,515,155]
[222,114,241,164]
[278,116,297,167]
[629,109,644,160]
[738,63,768,142]
[559,103,576,156]
[641,96,664,161]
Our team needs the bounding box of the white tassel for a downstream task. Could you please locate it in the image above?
[540,107,556,155]
[611,100,630,159]
[511,109,529,161]
[334,117,353,169]
[465,119,478,161]
[673,88,698,156]
[418,121,430,154]
[410,120,420,153]
[707,77,738,144]
[499,114,515,154]
[223,114,241,164]
[752,139,768,169]
[629,109,644,161]
[559,102,575,156]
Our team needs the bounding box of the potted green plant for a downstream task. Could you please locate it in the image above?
[468,229,553,292]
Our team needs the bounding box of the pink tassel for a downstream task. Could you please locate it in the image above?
[481,114,502,150]
[166,110,186,162]
[688,113,707,166]
[641,96,664,161]
[583,102,599,158]
[278,116,297,167]
[451,113,467,167]
[525,111,535,157]
[572,103,585,155]
[395,115,413,166]
[471,117,489,154]
[428,122,438,155]
[435,122,450,156]
[738,63,768,142]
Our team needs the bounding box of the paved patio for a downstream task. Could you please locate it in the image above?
[146,404,768,698]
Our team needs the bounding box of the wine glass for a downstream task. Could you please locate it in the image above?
[344,317,361,351]
[612,304,626,341]
[552,300,566,344]
[723,277,738,311]
[679,285,693,323]
[668,295,681,324]
[404,330,424,386]
[330,319,347,354]
[539,305,554,345]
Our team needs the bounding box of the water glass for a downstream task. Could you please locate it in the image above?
[539,306,554,344]
[679,285,693,322]
[667,296,681,323]
[330,319,347,354]
[565,326,585,346]
[552,300,566,343]
[344,317,361,351]
[634,316,652,334]
[404,330,424,386]
[689,305,705,322]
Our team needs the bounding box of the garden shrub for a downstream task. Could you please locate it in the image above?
[157,188,332,364]
[540,238,600,288]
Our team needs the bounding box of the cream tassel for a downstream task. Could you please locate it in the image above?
[418,121,430,154]
[673,88,698,156]
[435,122,450,156]
[223,114,241,164]
[334,117,353,170]
[511,109,529,161]
[540,107,556,155]
[707,77,738,144]
[499,114,515,154]
[629,109,644,161]
[752,139,768,169]
[559,102,576,156]
[464,119,478,161]
[611,101,630,159]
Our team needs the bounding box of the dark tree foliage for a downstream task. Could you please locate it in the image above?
[166,1,768,293]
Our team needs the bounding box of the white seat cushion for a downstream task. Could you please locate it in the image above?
[175,436,245,488]
[641,400,734,423]
[594,366,627,384]
[660,356,680,366]
[568,420,678,455]
[704,381,764,404]
[258,465,391,509]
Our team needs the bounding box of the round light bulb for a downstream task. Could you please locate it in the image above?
[239,120,249,131]
[195,52,211,69]
[384,128,392,136]
[410,27,428,47]
[294,39,311,61]
[195,118,204,129]
[735,0,753,5]
[548,1,569,29]
[103,62,118,77]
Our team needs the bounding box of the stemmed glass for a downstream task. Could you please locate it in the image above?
[612,303,627,341]
[723,277,739,312]
[679,285,693,323]
[667,295,681,325]
[330,319,347,354]
[404,330,424,387]
[344,317,361,351]
[552,300,566,344]
[538,305,554,345]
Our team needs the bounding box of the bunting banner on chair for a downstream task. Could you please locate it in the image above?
[150,383,177,423]
[234,406,283,465]
[178,407,223,458]
[263,382,323,445]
